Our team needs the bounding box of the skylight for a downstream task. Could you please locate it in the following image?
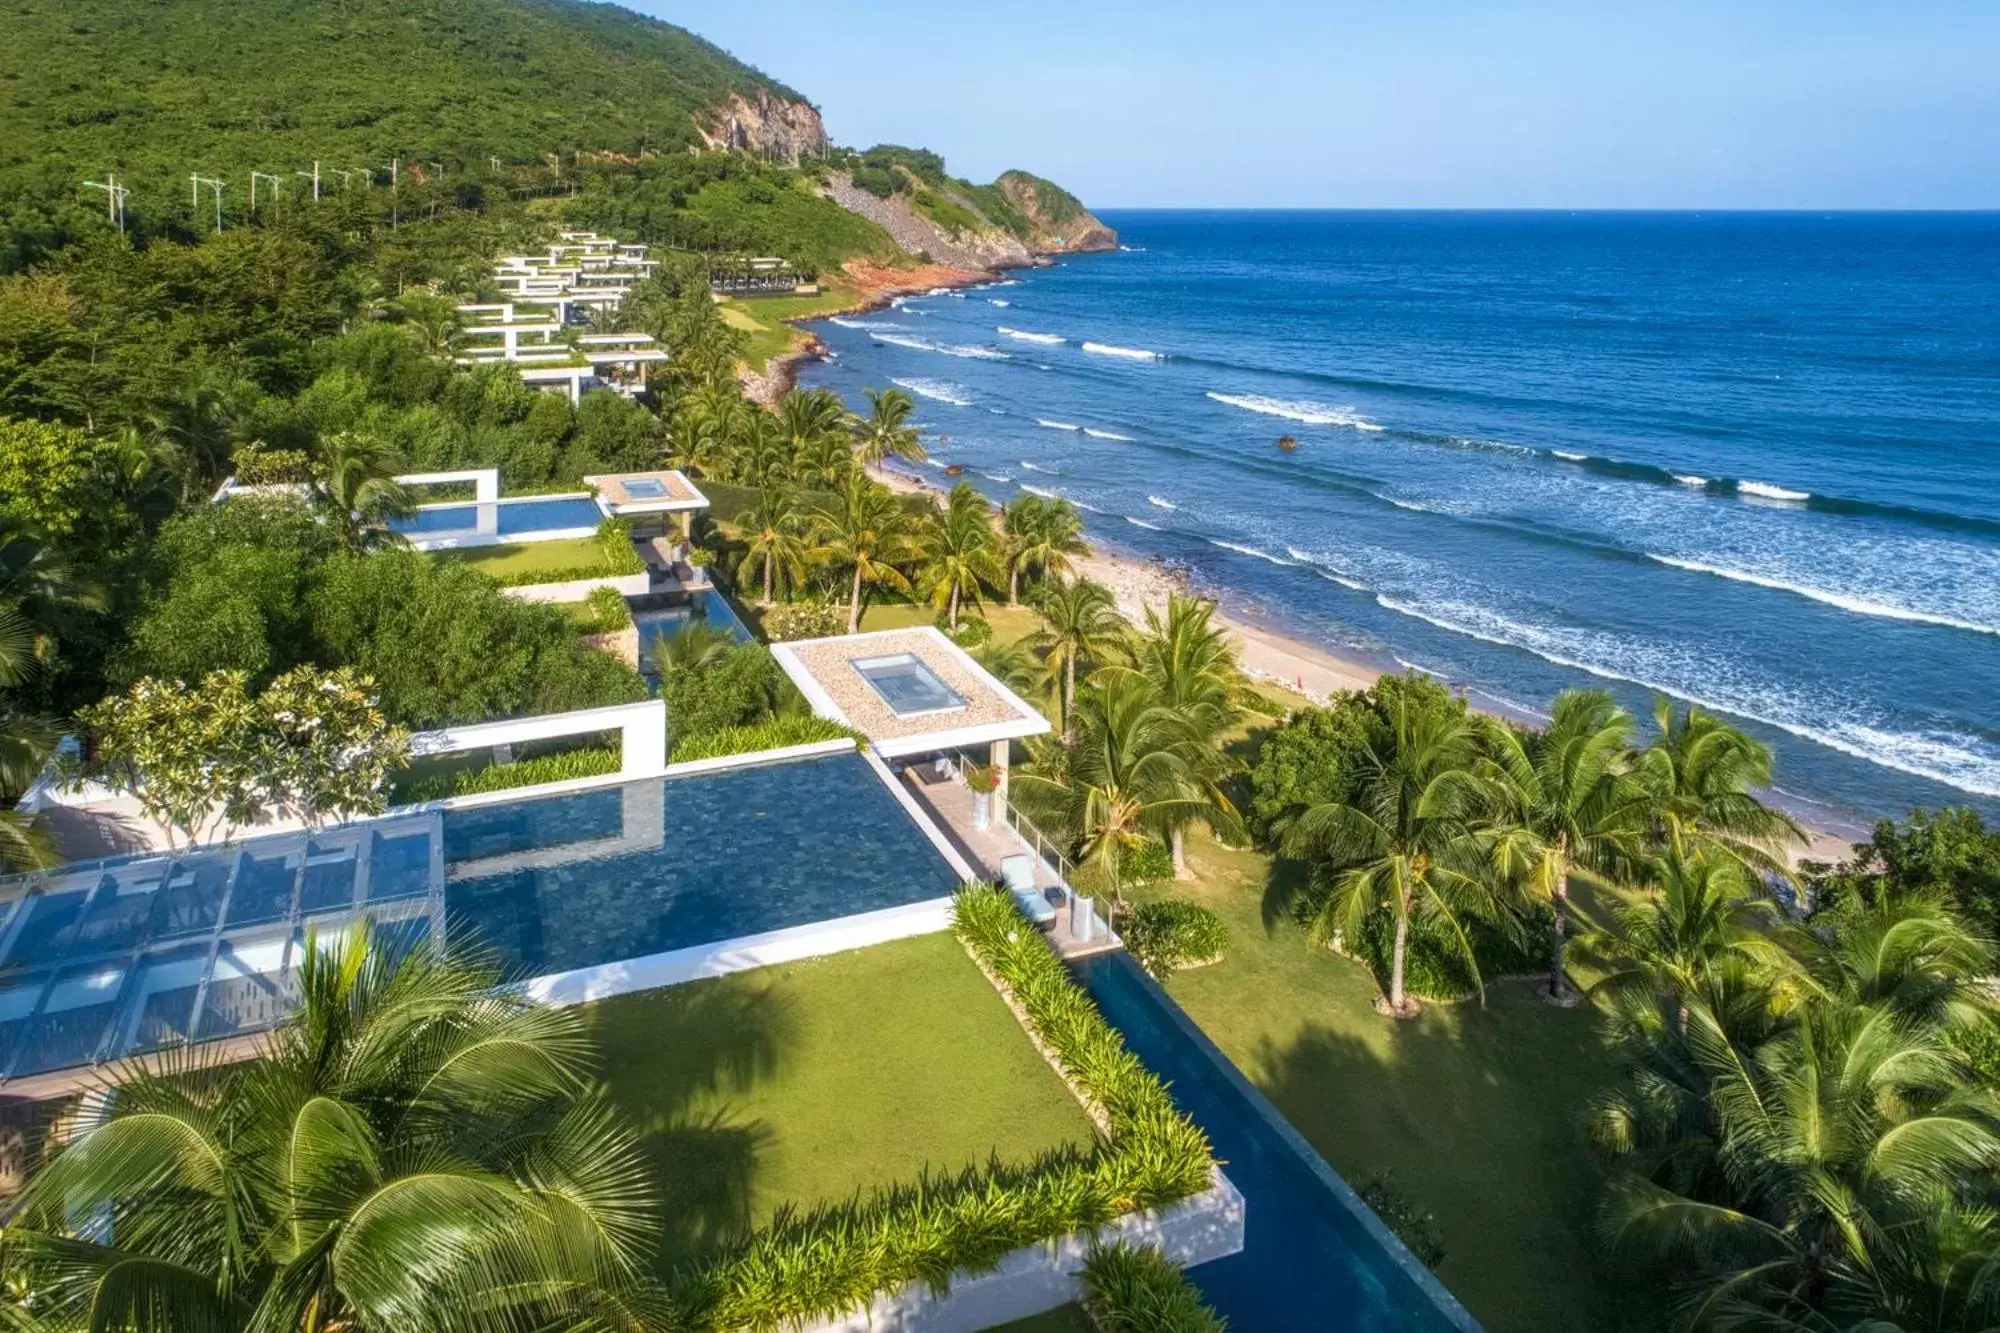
[851,653,967,716]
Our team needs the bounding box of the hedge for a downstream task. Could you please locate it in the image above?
[668,715,859,763]
[669,886,1215,1331]
[1080,1243,1229,1332]
[392,744,620,803]
[1122,900,1229,981]
[483,517,646,589]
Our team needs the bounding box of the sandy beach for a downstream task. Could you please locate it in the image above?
[866,461,1857,865]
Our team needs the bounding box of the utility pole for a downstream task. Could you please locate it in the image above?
[351,166,371,187]
[82,174,128,232]
[190,174,225,233]
[250,171,284,212]
[490,155,503,172]
[329,167,356,191]
[385,158,399,228]
[427,161,446,179]
[296,161,321,201]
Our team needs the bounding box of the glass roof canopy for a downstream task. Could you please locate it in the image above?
[0,814,443,1083]
[851,653,967,717]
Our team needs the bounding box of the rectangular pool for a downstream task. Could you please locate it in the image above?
[0,753,959,1082]
[389,495,604,540]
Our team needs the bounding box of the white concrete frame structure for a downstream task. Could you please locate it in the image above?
[408,699,666,781]
[398,468,499,503]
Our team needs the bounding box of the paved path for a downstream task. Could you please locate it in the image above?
[1071,952,1483,1333]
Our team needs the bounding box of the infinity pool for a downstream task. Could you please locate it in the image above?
[0,752,958,1082]
[389,495,604,538]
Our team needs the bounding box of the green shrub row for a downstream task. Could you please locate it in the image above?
[484,518,646,589]
[668,715,859,763]
[1356,1171,1448,1270]
[764,601,847,642]
[1122,900,1229,981]
[393,744,619,803]
[1080,1243,1229,1332]
[559,585,633,635]
[669,886,1215,1331]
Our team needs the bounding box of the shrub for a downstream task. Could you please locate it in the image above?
[1080,1243,1228,1332]
[669,715,857,763]
[479,521,645,589]
[1357,1171,1447,1271]
[939,613,992,647]
[671,887,1216,1331]
[577,585,633,634]
[393,744,619,804]
[657,641,787,740]
[1347,902,1550,1002]
[1123,900,1229,980]
[765,601,845,641]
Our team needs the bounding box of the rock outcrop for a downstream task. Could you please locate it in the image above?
[820,173,1038,271]
[995,170,1119,253]
[696,88,828,164]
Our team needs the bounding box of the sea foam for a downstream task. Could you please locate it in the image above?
[1738,480,1811,503]
[1083,341,1164,361]
[890,377,972,407]
[999,327,1066,345]
[1206,391,1383,431]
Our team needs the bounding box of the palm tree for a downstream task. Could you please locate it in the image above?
[0,516,100,668]
[1586,849,1789,1029]
[2,922,667,1331]
[311,432,414,551]
[1014,668,1240,917]
[1482,689,1643,1004]
[733,487,809,607]
[1639,698,1801,870]
[651,619,736,676]
[852,387,927,468]
[1280,694,1505,1016]
[0,606,55,874]
[1032,578,1126,740]
[810,473,919,634]
[1134,595,1245,878]
[777,387,850,486]
[1002,496,1088,604]
[918,483,1001,631]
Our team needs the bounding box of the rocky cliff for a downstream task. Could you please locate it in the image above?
[820,173,1038,271]
[817,150,1116,273]
[995,171,1119,253]
[695,88,829,164]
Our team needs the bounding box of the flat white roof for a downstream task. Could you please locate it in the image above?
[770,627,1051,758]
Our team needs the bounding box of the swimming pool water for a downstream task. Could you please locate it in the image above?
[389,495,604,536]
[1073,952,1481,1332]
[632,588,756,669]
[0,752,957,1081]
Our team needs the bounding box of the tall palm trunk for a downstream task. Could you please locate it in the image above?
[1389,896,1411,1015]
[847,563,864,634]
[1171,825,1193,881]
[762,551,775,607]
[1548,869,1572,1003]
[948,583,960,630]
[1008,564,1020,605]
[1064,654,1077,744]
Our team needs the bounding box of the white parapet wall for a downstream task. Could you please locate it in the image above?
[411,699,666,780]
[398,468,500,503]
[502,570,650,604]
[800,1172,1247,1333]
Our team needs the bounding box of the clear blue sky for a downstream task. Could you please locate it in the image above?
[636,0,2000,209]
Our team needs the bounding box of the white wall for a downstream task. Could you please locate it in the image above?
[501,570,649,603]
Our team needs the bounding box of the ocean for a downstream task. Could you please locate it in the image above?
[797,211,2000,830]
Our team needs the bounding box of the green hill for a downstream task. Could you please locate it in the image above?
[1,0,802,192]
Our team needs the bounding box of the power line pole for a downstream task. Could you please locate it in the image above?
[190,173,225,233]
[384,158,399,228]
[250,171,284,212]
[329,167,357,191]
[82,174,128,232]
[296,161,320,201]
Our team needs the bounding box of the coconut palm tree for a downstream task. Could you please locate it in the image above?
[1032,578,1126,741]
[918,483,1001,631]
[0,606,55,875]
[1134,595,1246,878]
[1586,849,1790,1029]
[1,922,668,1331]
[650,619,736,676]
[311,432,414,551]
[1280,693,1505,1016]
[1481,689,1645,1003]
[852,387,927,468]
[810,473,919,634]
[1014,668,1239,917]
[0,516,100,668]
[1002,496,1088,605]
[733,487,809,607]
[777,387,850,485]
[1639,699,1801,870]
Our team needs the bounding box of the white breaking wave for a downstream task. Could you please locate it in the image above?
[1147,495,1178,511]
[830,317,903,331]
[1118,245,1146,253]
[1020,484,1058,499]
[1084,428,1134,441]
[1205,391,1384,431]
[916,458,946,471]
[1285,547,1316,563]
[890,377,972,407]
[1647,555,2000,636]
[1019,460,1058,474]
[1074,499,1106,514]
[998,327,1066,345]
[1316,568,1368,591]
[1125,516,1163,530]
[1551,450,1588,462]
[1386,496,1447,515]
[1739,480,1811,503]
[1675,474,1709,487]
[873,333,1010,361]
[1036,418,1083,432]
[1082,341,1164,361]
[1371,594,2000,797]
[1208,539,1294,566]
[989,299,1010,307]
[982,473,1013,483]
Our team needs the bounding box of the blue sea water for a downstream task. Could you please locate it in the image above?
[799,211,2000,827]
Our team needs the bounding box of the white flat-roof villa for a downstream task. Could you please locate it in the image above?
[457,232,669,403]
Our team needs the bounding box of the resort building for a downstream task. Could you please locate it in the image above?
[456,232,666,402]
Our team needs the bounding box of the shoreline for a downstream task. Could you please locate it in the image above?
[864,459,1861,864]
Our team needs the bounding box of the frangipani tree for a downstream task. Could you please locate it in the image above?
[252,666,410,831]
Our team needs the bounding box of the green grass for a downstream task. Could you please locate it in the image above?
[434,537,612,583]
[717,283,875,372]
[985,1307,1094,1332]
[1132,834,1653,1333]
[589,933,1098,1273]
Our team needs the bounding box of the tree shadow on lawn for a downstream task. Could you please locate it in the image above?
[1245,999,1658,1333]
[590,978,796,1270]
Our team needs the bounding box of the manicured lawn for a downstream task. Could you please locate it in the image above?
[987,1306,1093,1332]
[727,596,1045,648]
[1131,834,1653,1333]
[718,284,864,371]
[590,933,1097,1272]
[435,536,609,582]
